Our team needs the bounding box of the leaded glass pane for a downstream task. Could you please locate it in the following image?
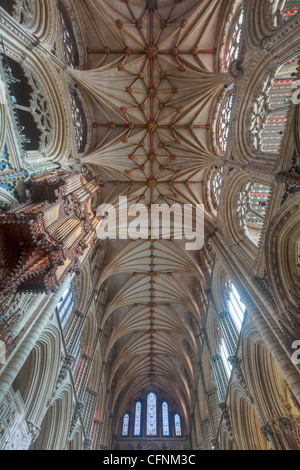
[224,9,244,70]
[219,93,234,153]
[59,8,78,69]
[162,402,169,436]
[147,393,157,436]
[174,414,182,436]
[134,402,141,436]
[122,414,129,436]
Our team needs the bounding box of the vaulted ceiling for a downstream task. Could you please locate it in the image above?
[70,0,235,430]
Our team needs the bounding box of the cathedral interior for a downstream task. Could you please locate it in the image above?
[0,0,300,451]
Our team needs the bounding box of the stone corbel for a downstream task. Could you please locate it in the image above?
[26,420,41,444]
[228,355,248,395]
[219,402,233,440]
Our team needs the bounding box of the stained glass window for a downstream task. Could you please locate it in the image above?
[237,182,271,246]
[218,93,234,153]
[283,0,300,18]
[134,402,142,436]
[162,402,169,436]
[250,57,300,154]
[122,414,129,436]
[147,393,157,436]
[174,414,182,437]
[58,3,79,69]
[224,9,244,70]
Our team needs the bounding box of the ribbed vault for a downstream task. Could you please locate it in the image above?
[72,0,232,431]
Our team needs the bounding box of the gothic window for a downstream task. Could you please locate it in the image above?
[58,1,79,69]
[69,92,87,153]
[134,402,142,436]
[162,402,169,437]
[147,392,157,436]
[224,8,244,71]
[174,414,182,437]
[250,57,300,154]
[122,414,130,436]
[207,166,224,215]
[237,182,271,246]
[120,395,183,438]
[218,93,234,154]
[225,280,246,332]
[56,285,75,330]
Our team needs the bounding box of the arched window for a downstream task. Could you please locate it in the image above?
[225,280,246,332]
[58,1,79,69]
[218,93,234,154]
[250,56,300,154]
[134,402,142,436]
[224,8,244,71]
[122,414,130,436]
[69,91,87,153]
[147,392,157,436]
[162,402,169,436]
[237,182,271,246]
[174,414,182,437]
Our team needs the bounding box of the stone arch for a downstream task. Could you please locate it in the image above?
[13,326,61,428]
[241,328,300,425]
[31,385,73,450]
[229,388,271,450]
[68,427,84,450]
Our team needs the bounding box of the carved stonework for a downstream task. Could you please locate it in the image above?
[228,356,248,394]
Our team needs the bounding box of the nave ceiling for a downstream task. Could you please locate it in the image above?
[65,0,237,428]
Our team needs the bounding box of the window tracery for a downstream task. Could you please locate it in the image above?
[120,395,183,438]
[134,402,141,436]
[174,414,182,437]
[147,392,157,436]
[237,182,271,246]
[58,1,79,69]
[218,93,234,154]
[250,57,300,154]
[122,414,129,436]
[162,402,169,437]
[206,166,224,215]
[224,8,244,71]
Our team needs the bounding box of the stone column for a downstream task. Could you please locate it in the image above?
[0,277,72,405]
